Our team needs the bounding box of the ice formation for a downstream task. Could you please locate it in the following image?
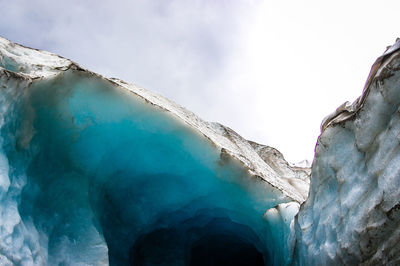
[293,38,400,265]
[1,35,400,266]
[0,37,309,265]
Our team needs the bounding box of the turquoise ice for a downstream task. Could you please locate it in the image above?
[0,36,310,265]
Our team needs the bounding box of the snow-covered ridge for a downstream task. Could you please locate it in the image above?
[0,36,309,203]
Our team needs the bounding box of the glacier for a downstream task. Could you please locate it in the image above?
[293,38,400,265]
[1,35,400,266]
[0,37,309,265]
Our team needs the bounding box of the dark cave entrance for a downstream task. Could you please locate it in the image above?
[129,217,268,266]
[188,234,265,266]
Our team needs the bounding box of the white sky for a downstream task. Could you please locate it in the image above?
[1,0,400,162]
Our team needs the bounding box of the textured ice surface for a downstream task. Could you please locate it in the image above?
[0,37,310,265]
[4,34,399,266]
[293,39,400,265]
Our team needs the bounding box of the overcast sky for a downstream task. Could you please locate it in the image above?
[1,0,400,162]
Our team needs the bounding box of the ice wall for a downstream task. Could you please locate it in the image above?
[0,36,310,265]
[8,33,400,266]
[3,34,400,266]
[294,39,400,265]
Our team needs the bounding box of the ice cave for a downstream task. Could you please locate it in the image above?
[1,36,400,265]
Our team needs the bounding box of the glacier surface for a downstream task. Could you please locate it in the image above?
[1,35,400,266]
[293,38,400,265]
[0,37,309,265]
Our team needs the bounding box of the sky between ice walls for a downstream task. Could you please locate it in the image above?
[2,0,400,162]
[0,62,299,265]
